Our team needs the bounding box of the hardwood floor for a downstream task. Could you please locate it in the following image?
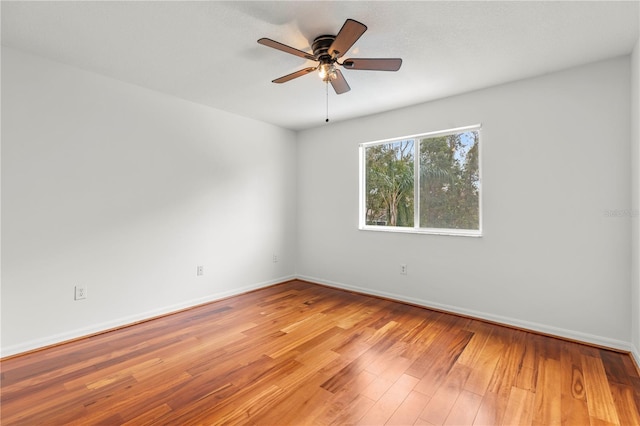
[1,280,639,425]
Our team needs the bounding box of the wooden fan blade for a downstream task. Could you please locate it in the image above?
[342,58,402,71]
[272,67,317,84]
[328,19,367,59]
[258,38,316,61]
[330,69,351,94]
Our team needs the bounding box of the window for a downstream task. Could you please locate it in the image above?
[359,125,481,236]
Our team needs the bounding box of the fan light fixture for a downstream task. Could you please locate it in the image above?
[318,63,337,81]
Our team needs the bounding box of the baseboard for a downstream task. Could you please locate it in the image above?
[632,345,640,375]
[297,274,634,354]
[0,275,295,359]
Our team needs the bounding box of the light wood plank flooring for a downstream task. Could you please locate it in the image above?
[2,280,639,425]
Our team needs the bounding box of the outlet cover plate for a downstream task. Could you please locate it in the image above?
[75,285,87,300]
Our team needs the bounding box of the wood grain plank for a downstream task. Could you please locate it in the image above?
[313,369,377,425]
[361,376,396,402]
[610,383,640,426]
[328,394,376,426]
[502,386,536,426]
[386,390,431,426]
[419,363,472,425]
[252,376,334,425]
[560,341,591,426]
[357,374,419,425]
[532,358,562,425]
[463,337,504,396]
[443,389,483,425]
[120,403,172,426]
[473,391,508,426]
[412,329,474,396]
[515,333,538,392]
[582,354,621,425]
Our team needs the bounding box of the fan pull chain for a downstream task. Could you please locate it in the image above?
[325,80,330,123]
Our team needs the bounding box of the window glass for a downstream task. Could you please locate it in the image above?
[364,139,414,227]
[419,130,480,230]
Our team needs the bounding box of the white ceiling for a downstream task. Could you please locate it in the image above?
[2,1,639,131]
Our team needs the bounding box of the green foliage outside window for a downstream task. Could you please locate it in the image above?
[365,140,414,227]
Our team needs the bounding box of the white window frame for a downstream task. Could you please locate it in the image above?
[359,124,482,237]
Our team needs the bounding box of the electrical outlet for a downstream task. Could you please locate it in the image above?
[400,264,408,275]
[197,265,204,276]
[75,285,87,300]
[272,254,279,263]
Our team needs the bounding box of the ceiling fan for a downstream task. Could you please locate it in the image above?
[257,18,402,95]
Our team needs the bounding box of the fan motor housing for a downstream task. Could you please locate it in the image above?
[312,35,336,63]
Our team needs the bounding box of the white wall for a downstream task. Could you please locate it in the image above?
[2,46,636,357]
[632,35,640,362]
[1,48,297,356]
[297,57,632,349]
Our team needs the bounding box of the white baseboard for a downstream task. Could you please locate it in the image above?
[1,275,295,358]
[632,345,640,371]
[297,274,635,354]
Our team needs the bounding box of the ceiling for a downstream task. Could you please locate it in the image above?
[2,1,639,131]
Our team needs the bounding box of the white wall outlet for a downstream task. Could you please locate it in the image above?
[75,285,87,300]
[400,264,408,275]
[272,254,279,263]
[197,265,204,276]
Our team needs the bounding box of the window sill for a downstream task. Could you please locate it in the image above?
[359,225,482,237]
